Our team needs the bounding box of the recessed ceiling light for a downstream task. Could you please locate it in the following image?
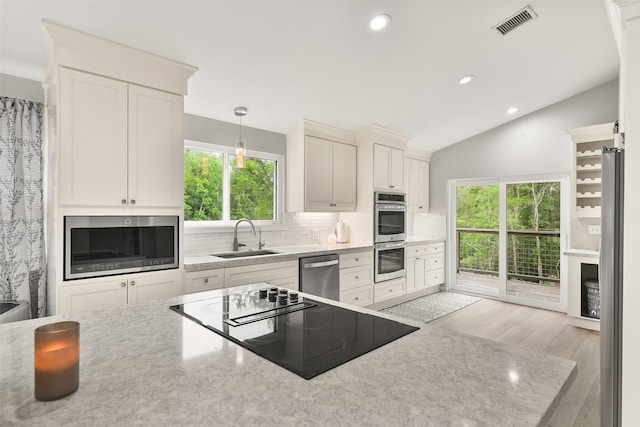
[459,75,475,85]
[369,14,391,31]
[507,107,519,115]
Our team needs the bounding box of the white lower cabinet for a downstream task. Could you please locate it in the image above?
[340,286,373,307]
[339,250,374,307]
[373,278,405,303]
[184,269,225,294]
[58,271,182,316]
[426,241,445,287]
[406,244,427,293]
[225,260,298,291]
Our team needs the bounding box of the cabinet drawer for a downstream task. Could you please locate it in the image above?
[374,279,405,303]
[427,242,445,254]
[185,269,224,294]
[225,260,298,287]
[427,269,445,286]
[340,285,373,307]
[427,253,444,270]
[340,250,373,269]
[263,276,298,291]
[340,266,373,291]
[406,244,427,258]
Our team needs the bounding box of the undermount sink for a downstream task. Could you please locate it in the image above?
[212,250,280,259]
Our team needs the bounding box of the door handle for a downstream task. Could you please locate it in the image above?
[303,260,339,268]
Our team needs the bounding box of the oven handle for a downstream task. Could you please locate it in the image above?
[375,242,406,250]
[303,260,339,269]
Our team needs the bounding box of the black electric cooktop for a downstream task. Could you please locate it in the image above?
[170,287,419,379]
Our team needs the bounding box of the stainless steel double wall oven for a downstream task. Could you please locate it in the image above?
[374,192,406,283]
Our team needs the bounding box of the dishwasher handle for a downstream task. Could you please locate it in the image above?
[303,260,339,269]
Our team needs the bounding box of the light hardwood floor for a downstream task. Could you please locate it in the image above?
[430,297,600,427]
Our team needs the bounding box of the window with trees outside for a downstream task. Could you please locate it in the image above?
[184,141,283,224]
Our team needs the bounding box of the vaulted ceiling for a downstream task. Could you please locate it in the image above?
[0,1,619,152]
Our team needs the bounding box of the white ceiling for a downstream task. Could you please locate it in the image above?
[0,1,619,152]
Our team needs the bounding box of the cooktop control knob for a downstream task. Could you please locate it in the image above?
[290,292,298,301]
[279,289,288,295]
[270,287,278,293]
[278,295,288,305]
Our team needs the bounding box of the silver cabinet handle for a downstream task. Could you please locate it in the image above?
[204,278,209,284]
[130,281,135,286]
[130,199,136,205]
[120,282,126,287]
[121,199,127,205]
[355,258,359,261]
[355,276,359,279]
[355,297,359,300]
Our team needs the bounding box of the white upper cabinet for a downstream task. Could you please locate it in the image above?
[407,157,429,210]
[287,120,357,212]
[128,84,184,208]
[373,143,405,191]
[59,68,184,208]
[330,140,357,209]
[59,68,129,206]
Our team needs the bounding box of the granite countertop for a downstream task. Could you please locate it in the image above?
[563,248,599,257]
[1,284,575,426]
[184,243,373,272]
[186,238,446,272]
[405,236,446,245]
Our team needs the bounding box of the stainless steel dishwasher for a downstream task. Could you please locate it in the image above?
[299,253,340,301]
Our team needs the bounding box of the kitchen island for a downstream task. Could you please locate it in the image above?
[0,285,575,426]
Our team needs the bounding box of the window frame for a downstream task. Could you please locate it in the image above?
[184,140,285,232]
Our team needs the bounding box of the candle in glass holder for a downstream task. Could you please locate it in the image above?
[34,321,79,401]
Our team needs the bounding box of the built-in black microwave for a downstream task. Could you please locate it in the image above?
[64,215,179,280]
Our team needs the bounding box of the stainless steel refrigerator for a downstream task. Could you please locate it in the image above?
[600,145,624,427]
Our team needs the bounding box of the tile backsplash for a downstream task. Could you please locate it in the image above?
[412,212,446,238]
[184,212,340,256]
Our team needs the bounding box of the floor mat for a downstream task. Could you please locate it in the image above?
[380,292,482,324]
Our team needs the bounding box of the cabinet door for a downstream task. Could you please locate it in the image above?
[408,158,429,210]
[304,136,333,210]
[59,68,128,206]
[390,148,405,190]
[332,142,357,210]
[128,85,184,208]
[58,278,128,315]
[414,256,426,289]
[127,272,182,305]
[406,256,417,292]
[373,144,391,189]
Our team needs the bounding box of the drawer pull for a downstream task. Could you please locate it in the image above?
[130,281,135,286]
[355,297,359,300]
[204,278,209,284]
[389,289,393,292]
[120,282,126,287]
[355,258,359,261]
[355,276,359,279]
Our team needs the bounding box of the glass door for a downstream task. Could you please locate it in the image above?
[502,180,566,310]
[449,176,568,311]
[451,181,500,297]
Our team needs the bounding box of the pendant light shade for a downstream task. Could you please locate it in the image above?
[234,106,247,168]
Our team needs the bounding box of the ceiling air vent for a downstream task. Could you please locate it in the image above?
[493,6,537,35]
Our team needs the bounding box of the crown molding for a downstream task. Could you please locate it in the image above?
[42,20,198,95]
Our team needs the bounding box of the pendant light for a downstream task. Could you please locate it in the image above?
[234,106,247,168]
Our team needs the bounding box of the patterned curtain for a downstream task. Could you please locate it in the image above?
[0,97,46,318]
